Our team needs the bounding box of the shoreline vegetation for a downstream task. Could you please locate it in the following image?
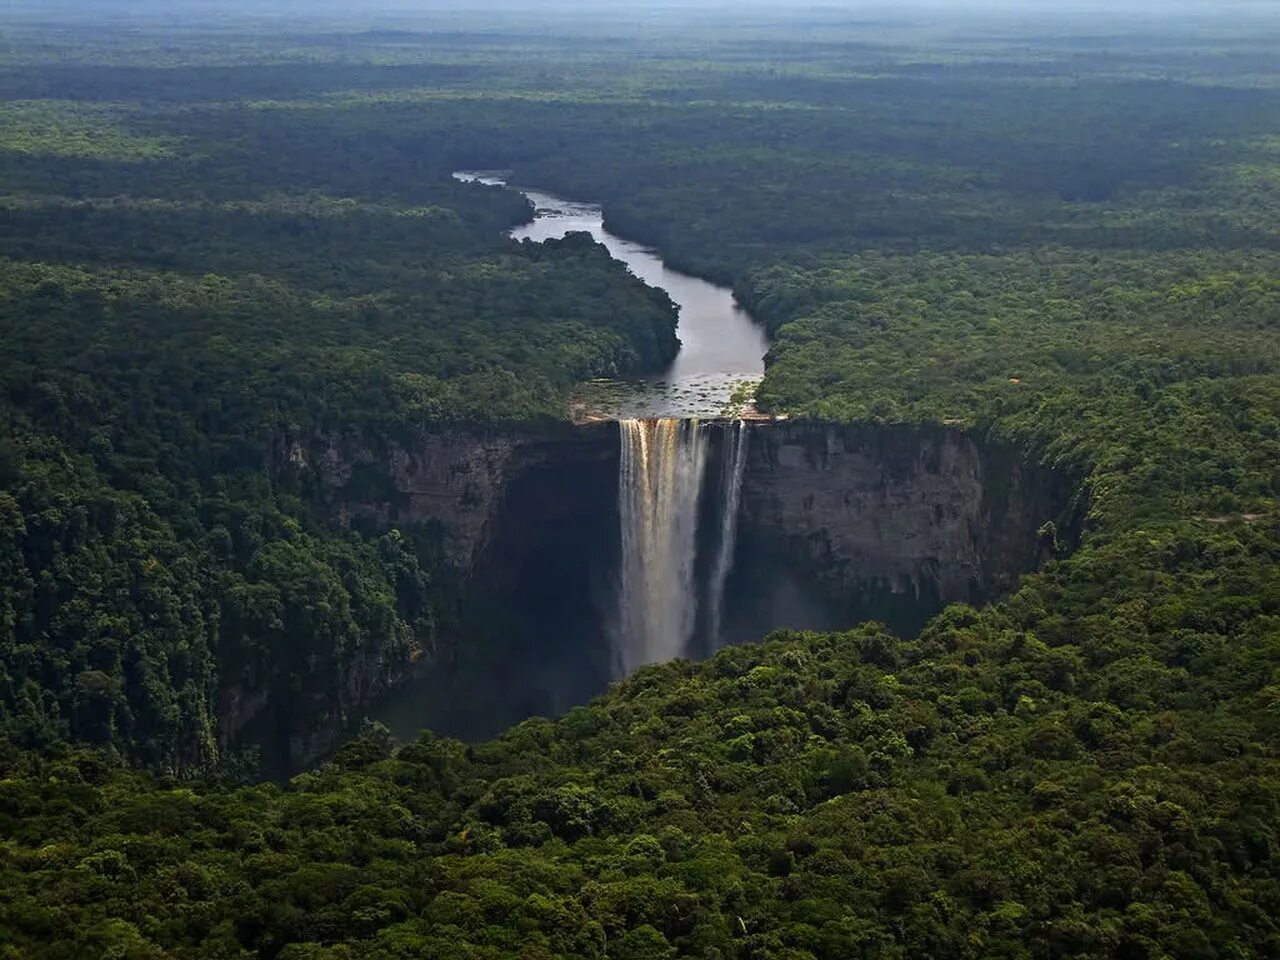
[0,6,1277,958]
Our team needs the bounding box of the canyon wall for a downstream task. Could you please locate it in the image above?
[733,421,1077,636]
[238,423,616,770]
[275,424,614,571]
[244,419,1079,769]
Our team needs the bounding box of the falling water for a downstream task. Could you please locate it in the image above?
[615,418,708,675]
[706,419,748,649]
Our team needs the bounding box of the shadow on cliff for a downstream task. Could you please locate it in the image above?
[370,419,1084,745]
[255,418,1083,765]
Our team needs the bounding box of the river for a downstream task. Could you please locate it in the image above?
[369,175,771,746]
[455,171,768,418]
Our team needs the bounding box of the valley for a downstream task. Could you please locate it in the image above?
[0,4,1277,958]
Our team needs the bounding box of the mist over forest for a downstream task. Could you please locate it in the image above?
[12,0,1279,23]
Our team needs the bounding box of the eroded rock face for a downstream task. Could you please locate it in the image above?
[735,421,1076,630]
[285,423,621,570]
[253,419,1078,769]
[279,429,531,571]
[247,423,616,770]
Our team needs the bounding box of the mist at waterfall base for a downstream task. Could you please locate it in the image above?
[374,420,843,743]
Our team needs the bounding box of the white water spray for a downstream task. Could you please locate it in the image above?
[706,419,748,649]
[614,418,708,675]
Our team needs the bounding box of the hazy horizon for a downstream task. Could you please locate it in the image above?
[9,0,1280,21]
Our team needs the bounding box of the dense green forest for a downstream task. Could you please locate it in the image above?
[1,3,1278,958]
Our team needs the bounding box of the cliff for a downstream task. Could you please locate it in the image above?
[731,421,1078,637]
[242,418,1079,769]
[240,423,616,770]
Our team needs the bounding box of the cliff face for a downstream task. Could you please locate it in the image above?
[242,418,1078,769]
[285,423,620,569]
[236,423,616,770]
[278,429,530,571]
[732,421,1077,635]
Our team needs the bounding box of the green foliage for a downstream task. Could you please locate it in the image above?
[0,101,181,161]
[0,27,682,774]
[0,7,1279,958]
[0,592,1277,957]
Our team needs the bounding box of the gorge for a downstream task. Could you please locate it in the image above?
[257,179,1081,768]
[339,418,1078,751]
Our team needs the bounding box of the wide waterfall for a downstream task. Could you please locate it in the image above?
[614,417,748,676]
[706,418,748,649]
[615,418,709,675]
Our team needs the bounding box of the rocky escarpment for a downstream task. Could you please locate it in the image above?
[730,420,1079,637]
[280,428,540,571]
[246,418,1079,767]
[239,423,616,770]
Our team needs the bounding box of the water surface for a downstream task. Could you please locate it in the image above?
[456,171,768,418]
[370,176,772,747]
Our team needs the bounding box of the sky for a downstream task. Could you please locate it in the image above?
[10,0,1280,33]
[17,0,1280,11]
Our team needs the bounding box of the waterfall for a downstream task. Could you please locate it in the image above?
[615,418,708,676]
[706,419,748,649]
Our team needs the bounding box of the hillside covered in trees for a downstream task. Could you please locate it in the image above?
[0,3,1278,958]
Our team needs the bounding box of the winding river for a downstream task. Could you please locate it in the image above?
[371,175,771,745]
[455,171,768,418]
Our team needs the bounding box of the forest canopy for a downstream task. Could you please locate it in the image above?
[0,6,1278,959]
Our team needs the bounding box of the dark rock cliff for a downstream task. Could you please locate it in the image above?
[243,419,1079,768]
[731,421,1079,638]
[241,423,616,770]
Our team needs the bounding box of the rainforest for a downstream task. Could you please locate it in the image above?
[0,1,1278,958]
